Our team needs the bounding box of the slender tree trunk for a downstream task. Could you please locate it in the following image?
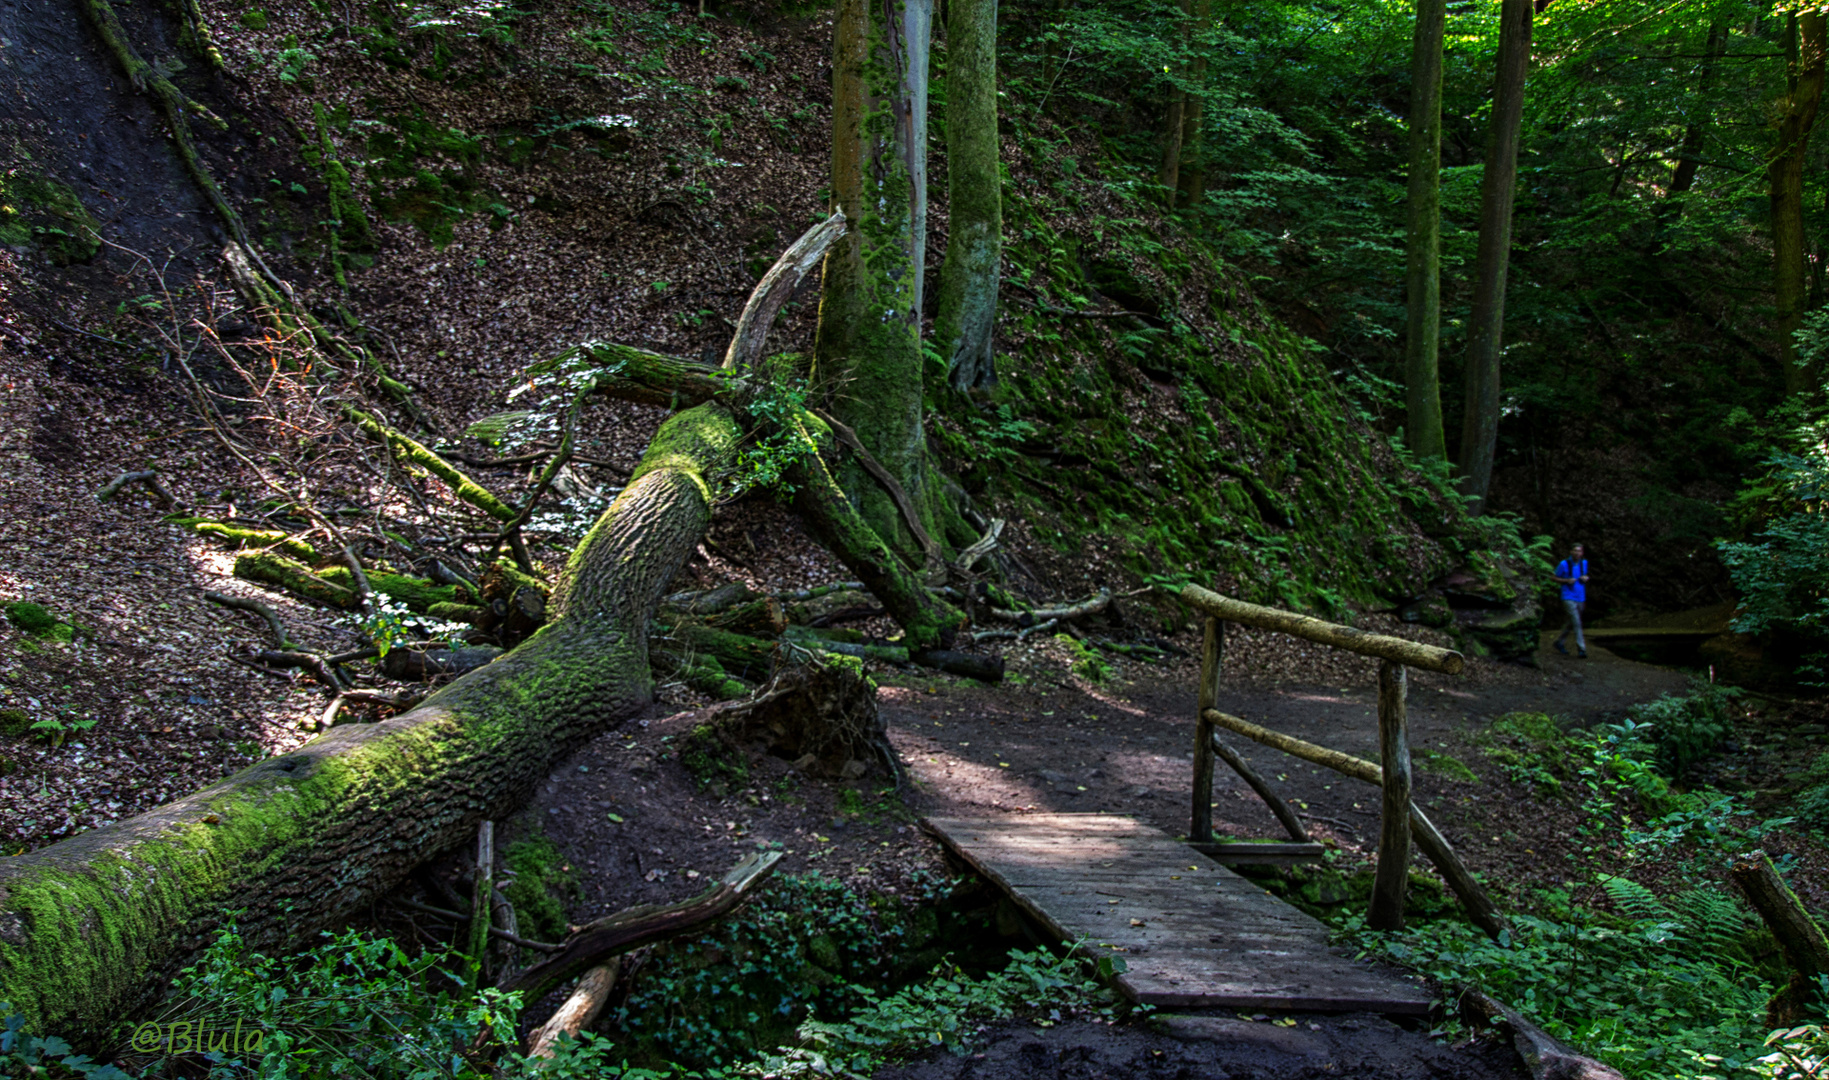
[1156,0,1193,202]
[1403,0,1448,462]
[1668,19,1726,200]
[1176,0,1211,207]
[1457,0,1532,510]
[1771,10,1826,393]
[935,0,1002,393]
[815,0,937,556]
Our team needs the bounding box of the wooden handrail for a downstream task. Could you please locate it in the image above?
[1179,584,1464,675]
[1204,707,1507,940]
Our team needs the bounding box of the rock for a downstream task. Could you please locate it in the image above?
[841,759,868,779]
[1038,769,1072,784]
[1458,600,1541,662]
[1399,594,1455,629]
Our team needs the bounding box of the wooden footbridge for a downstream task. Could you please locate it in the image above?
[926,584,1509,1014]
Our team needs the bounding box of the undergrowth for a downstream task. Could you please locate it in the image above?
[1341,687,1812,1079]
[7,874,1123,1079]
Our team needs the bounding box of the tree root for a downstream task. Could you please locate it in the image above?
[203,590,294,649]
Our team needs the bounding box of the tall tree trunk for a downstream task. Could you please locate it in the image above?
[1457,0,1532,511]
[815,0,937,556]
[1771,10,1826,394]
[1668,19,1726,200]
[1176,0,1211,208]
[935,0,1002,393]
[1403,0,1448,462]
[1156,0,1193,202]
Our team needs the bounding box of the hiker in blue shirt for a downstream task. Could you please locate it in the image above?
[1552,543,1589,658]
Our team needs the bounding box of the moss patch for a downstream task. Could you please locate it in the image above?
[0,708,32,738]
[0,172,100,264]
[501,834,576,943]
[1416,749,1478,783]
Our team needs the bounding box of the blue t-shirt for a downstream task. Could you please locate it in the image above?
[1558,559,1588,603]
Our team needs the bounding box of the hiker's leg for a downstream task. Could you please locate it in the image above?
[1572,601,1586,652]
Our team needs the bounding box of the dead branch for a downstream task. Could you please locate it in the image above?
[95,470,177,507]
[723,211,848,372]
[497,851,782,1004]
[526,960,621,1059]
[954,518,1004,573]
[391,898,563,953]
[989,590,1111,625]
[812,407,945,576]
[1461,989,1626,1080]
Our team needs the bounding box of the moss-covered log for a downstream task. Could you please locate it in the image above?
[231,552,458,614]
[654,622,779,682]
[0,402,741,1038]
[342,406,518,524]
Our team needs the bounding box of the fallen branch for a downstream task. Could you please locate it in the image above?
[1731,850,1829,1025]
[989,590,1110,625]
[498,851,782,1004]
[343,405,518,524]
[526,960,620,1059]
[724,212,847,372]
[95,470,177,507]
[1462,989,1626,1080]
[954,518,1004,573]
[254,649,348,691]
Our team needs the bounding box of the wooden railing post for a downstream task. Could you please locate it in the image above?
[1368,661,1412,931]
[1191,617,1222,842]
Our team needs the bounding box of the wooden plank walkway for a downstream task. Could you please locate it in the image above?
[925,813,1432,1014]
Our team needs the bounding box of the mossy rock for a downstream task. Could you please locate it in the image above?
[805,933,840,969]
[0,173,100,264]
[1399,594,1455,630]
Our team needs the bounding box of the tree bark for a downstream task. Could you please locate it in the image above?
[1457,0,1532,511]
[1403,0,1447,462]
[1771,10,1826,393]
[815,0,939,557]
[0,402,741,1038]
[1367,662,1411,932]
[1176,0,1212,208]
[935,0,1002,393]
[1731,850,1829,1025]
[1155,0,1192,201]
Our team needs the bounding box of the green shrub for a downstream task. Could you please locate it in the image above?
[1053,634,1112,683]
[1626,682,1742,779]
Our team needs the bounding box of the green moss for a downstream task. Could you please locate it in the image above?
[239,7,267,27]
[680,722,749,789]
[3,602,57,637]
[426,602,486,625]
[176,519,319,562]
[501,834,575,943]
[1416,749,1478,783]
[1053,633,1112,683]
[234,551,357,608]
[0,708,31,737]
[0,173,100,265]
[317,568,456,613]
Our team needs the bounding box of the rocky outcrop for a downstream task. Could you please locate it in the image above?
[1399,565,1542,662]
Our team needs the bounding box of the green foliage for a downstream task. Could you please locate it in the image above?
[611,872,906,1068]
[2,1006,131,1079]
[679,723,748,789]
[501,834,576,943]
[1342,708,1801,1078]
[4,601,59,638]
[730,379,820,500]
[1625,682,1744,780]
[1720,427,1829,684]
[746,947,1126,1077]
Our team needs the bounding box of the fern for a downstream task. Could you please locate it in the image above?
[1600,875,1756,962]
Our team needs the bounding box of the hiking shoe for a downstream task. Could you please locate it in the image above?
[1578,649,1588,659]
[1553,641,1568,655]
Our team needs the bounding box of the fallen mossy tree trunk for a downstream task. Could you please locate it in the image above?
[0,402,741,1038]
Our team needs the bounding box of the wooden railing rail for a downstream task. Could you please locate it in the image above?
[1180,583,1464,674]
[1178,584,1502,938]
